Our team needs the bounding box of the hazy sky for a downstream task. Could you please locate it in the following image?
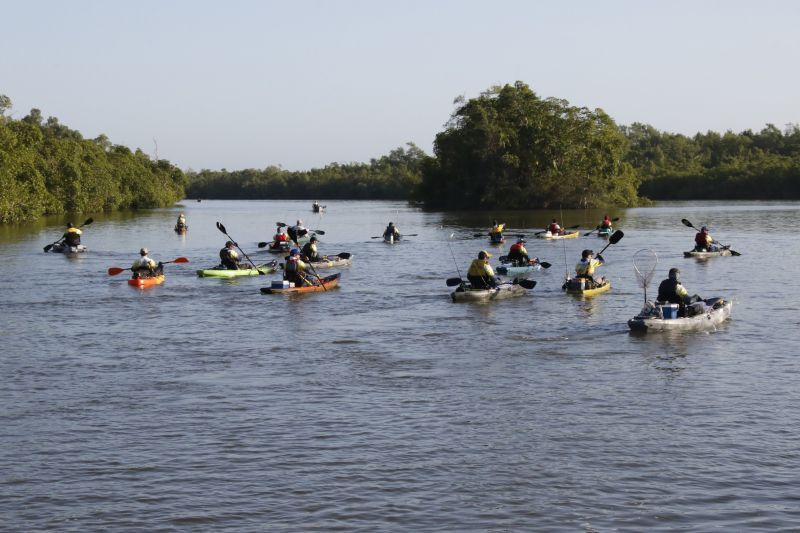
[2,0,798,171]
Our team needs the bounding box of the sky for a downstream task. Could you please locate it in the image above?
[2,0,799,171]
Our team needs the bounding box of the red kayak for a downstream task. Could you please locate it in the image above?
[128,275,165,288]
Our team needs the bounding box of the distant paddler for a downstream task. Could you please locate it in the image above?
[489,220,505,243]
[383,222,401,242]
[694,226,718,252]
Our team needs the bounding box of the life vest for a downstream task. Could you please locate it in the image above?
[509,243,527,255]
[695,232,712,248]
[489,224,504,235]
[657,278,688,304]
[64,227,82,246]
[302,242,318,260]
[220,247,239,263]
[600,217,611,229]
[132,257,156,270]
[548,223,561,234]
[274,233,288,242]
[575,258,601,277]
[467,259,494,277]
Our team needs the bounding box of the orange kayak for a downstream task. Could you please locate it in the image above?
[128,275,165,288]
[260,273,340,294]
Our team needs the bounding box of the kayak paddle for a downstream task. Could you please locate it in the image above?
[108,257,189,276]
[44,217,93,252]
[583,217,620,236]
[216,222,263,272]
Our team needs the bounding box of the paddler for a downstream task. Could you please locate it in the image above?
[131,248,163,279]
[288,219,308,244]
[547,218,562,235]
[302,235,321,262]
[694,226,718,252]
[467,250,499,289]
[219,241,241,270]
[657,268,702,316]
[273,226,290,245]
[176,213,187,229]
[489,220,505,243]
[575,249,604,287]
[285,248,313,286]
[383,222,401,241]
[63,222,82,247]
[599,214,612,231]
[507,238,532,266]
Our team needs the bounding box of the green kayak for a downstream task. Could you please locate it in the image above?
[197,261,278,278]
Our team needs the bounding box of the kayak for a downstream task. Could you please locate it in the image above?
[260,273,340,294]
[308,253,352,269]
[197,261,278,278]
[266,241,292,254]
[563,278,611,296]
[48,243,88,254]
[598,227,612,238]
[489,237,506,245]
[538,230,580,240]
[384,234,401,244]
[174,225,188,233]
[684,249,733,258]
[628,298,732,332]
[496,263,542,277]
[451,282,528,303]
[128,275,165,288]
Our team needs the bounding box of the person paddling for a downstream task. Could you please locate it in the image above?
[467,250,499,289]
[63,222,83,247]
[176,213,187,230]
[489,220,505,243]
[302,235,321,262]
[547,218,562,235]
[288,220,308,244]
[575,249,604,288]
[694,226,718,252]
[507,238,533,266]
[383,222,401,241]
[285,248,313,286]
[219,241,241,270]
[599,214,612,232]
[131,248,163,279]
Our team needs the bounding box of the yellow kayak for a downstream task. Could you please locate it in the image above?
[563,278,611,296]
[538,230,580,240]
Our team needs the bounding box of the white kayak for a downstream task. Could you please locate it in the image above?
[308,253,353,269]
[496,263,542,277]
[628,298,732,332]
[684,249,733,258]
[48,243,88,254]
[384,234,401,244]
[451,282,528,303]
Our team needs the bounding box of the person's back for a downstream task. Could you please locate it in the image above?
[285,250,310,286]
[467,251,497,289]
[600,216,612,230]
[63,224,82,246]
[575,249,603,284]
[131,248,162,278]
[548,220,561,234]
[302,237,319,262]
[219,242,240,270]
[383,223,400,239]
[657,268,689,306]
[507,240,529,265]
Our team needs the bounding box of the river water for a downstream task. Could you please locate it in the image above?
[2,200,799,531]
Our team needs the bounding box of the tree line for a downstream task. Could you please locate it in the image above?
[623,122,800,199]
[0,95,186,224]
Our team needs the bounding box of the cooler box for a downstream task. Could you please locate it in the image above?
[271,280,290,289]
[661,304,679,319]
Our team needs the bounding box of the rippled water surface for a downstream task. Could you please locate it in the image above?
[3,200,800,531]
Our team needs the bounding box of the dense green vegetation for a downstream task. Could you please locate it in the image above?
[417,82,641,209]
[0,96,185,224]
[623,122,800,199]
[185,144,427,200]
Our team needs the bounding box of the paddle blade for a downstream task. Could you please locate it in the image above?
[276,221,287,227]
[43,244,53,252]
[312,229,325,235]
[473,233,486,238]
[612,217,620,222]
[609,230,624,244]
[539,261,552,269]
[171,257,190,263]
[582,230,596,236]
[216,221,227,234]
[258,242,269,248]
[107,267,126,276]
[518,279,537,290]
[337,252,351,259]
[82,217,94,226]
[446,277,464,287]
[730,249,742,256]
[681,219,694,228]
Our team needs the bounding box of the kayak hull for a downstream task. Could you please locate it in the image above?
[496,263,541,277]
[266,242,292,254]
[261,273,340,294]
[628,299,732,332]
[197,262,277,278]
[174,225,188,234]
[451,283,528,302]
[684,249,733,258]
[49,244,88,254]
[564,279,611,296]
[308,254,353,269]
[538,230,580,240]
[128,275,165,288]
[598,228,612,238]
[384,235,401,244]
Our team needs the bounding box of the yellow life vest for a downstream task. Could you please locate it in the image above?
[490,223,505,235]
[468,259,495,277]
[575,258,602,276]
